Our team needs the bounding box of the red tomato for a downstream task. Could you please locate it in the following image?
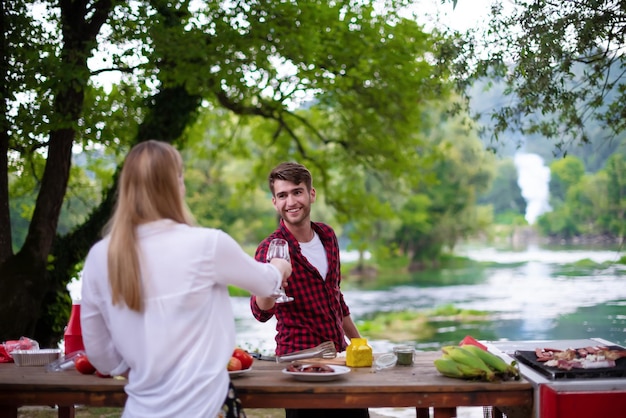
[95,371,111,378]
[227,356,242,371]
[232,348,254,370]
[75,355,96,374]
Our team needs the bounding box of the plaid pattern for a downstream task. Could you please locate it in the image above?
[250,220,351,356]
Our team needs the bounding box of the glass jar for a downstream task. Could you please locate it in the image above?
[393,345,415,366]
[346,338,373,368]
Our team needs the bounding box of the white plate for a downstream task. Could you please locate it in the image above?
[282,364,351,382]
[228,367,252,378]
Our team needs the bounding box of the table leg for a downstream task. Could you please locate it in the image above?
[0,406,17,418]
[416,408,430,418]
[433,407,456,418]
[57,405,75,418]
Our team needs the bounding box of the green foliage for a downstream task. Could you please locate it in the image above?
[493,210,527,226]
[536,206,580,239]
[604,154,626,238]
[536,153,624,241]
[477,158,525,216]
[462,0,626,152]
[392,112,496,265]
[358,305,490,344]
[549,156,585,206]
[0,0,487,344]
[228,286,251,297]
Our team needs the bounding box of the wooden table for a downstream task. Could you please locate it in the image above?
[0,352,534,418]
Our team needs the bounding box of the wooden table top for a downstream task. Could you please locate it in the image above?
[234,352,533,410]
[0,352,534,411]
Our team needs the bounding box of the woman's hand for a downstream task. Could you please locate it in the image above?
[269,257,292,288]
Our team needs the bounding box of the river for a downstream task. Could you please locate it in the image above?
[230,244,626,418]
[233,245,626,351]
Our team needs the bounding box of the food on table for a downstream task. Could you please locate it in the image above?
[74,354,96,374]
[227,357,242,371]
[286,362,334,373]
[534,346,626,370]
[393,345,415,366]
[232,347,254,369]
[434,345,520,382]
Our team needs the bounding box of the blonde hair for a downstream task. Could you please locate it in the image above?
[106,140,194,311]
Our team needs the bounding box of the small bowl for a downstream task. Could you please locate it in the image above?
[12,349,61,367]
[374,353,397,370]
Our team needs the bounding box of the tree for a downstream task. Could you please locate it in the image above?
[1,0,117,344]
[603,154,626,240]
[549,156,586,206]
[477,157,525,221]
[460,0,626,151]
[2,1,461,344]
[394,109,495,268]
[536,155,624,242]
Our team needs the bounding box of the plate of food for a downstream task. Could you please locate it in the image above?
[282,363,351,382]
[228,367,252,378]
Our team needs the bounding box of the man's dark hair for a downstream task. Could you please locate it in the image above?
[268,162,313,195]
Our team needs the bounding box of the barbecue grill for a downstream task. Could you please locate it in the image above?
[486,338,626,418]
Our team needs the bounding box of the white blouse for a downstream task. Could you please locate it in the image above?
[81,219,282,418]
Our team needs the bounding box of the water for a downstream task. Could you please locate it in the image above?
[232,245,626,418]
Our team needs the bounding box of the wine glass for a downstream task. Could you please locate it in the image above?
[266,238,294,303]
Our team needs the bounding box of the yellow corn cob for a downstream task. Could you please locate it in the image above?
[461,345,508,372]
[461,345,520,379]
[435,356,488,380]
[454,360,490,380]
[434,357,465,378]
[441,346,496,381]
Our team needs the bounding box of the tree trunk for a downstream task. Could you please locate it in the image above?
[0,0,113,343]
[35,86,202,347]
[0,0,11,265]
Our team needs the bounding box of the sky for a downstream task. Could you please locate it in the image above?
[417,0,494,32]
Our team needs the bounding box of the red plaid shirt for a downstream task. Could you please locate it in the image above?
[250,219,351,356]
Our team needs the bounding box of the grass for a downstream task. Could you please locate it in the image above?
[17,407,285,417]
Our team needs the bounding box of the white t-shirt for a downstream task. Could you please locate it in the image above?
[81,219,282,418]
[299,231,328,280]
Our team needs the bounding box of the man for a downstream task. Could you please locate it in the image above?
[250,162,369,418]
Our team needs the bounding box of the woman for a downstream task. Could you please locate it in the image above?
[80,140,291,418]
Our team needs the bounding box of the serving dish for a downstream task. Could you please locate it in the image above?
[228,367,252,378]
[282,364,350,382]
[12,349,61,367]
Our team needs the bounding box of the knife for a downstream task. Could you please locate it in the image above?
[250,352,277,362]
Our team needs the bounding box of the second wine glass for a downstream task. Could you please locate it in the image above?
[266,238,294,303]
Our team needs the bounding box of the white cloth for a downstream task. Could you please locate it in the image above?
[81,219,282,418]
[299,231,328,280]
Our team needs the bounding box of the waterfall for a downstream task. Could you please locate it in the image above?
[514,152,552,224]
